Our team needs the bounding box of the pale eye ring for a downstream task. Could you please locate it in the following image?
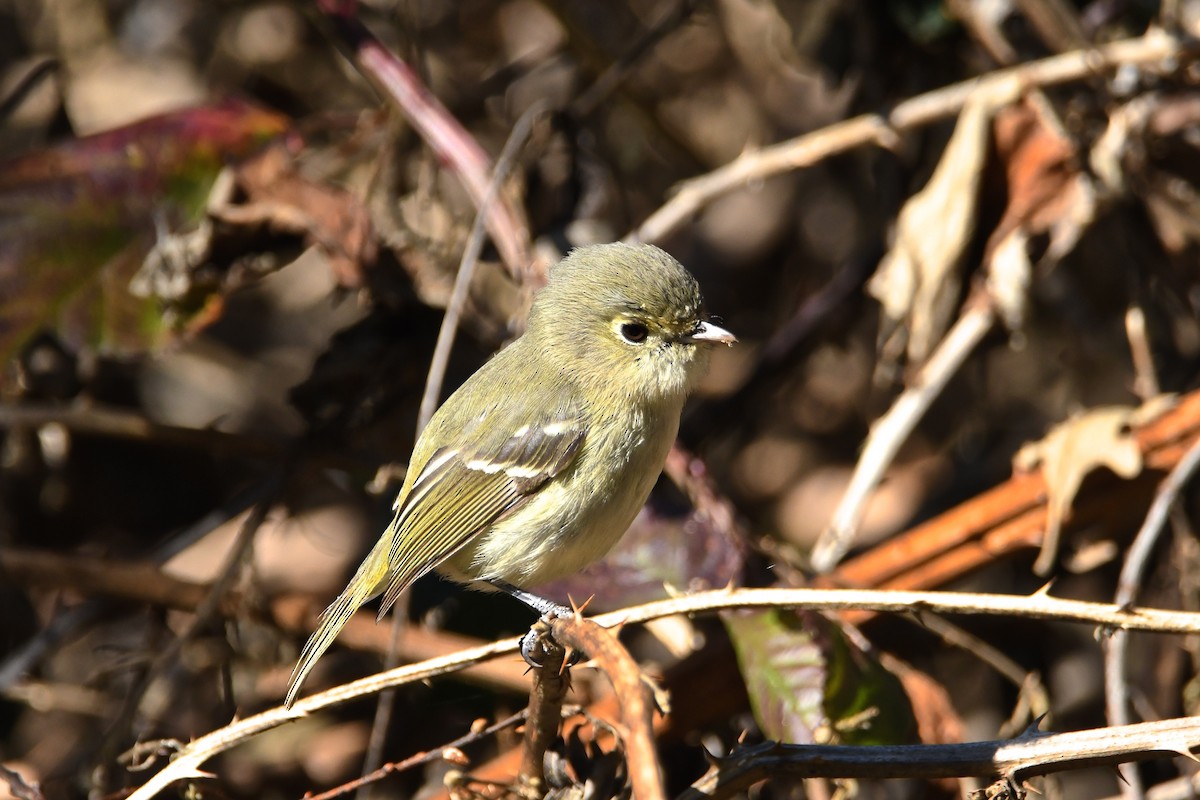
[619,322,649,344]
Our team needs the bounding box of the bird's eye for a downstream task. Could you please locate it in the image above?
[619,322,649,344]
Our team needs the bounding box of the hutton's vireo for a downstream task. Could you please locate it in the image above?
[285,242,734,707]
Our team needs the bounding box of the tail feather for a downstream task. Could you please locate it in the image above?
[284,539,389,708]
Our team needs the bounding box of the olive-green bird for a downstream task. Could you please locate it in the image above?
[285,242,734,707]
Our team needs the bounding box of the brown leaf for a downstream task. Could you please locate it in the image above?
[985,99,1095,332]
[870,83,1019,364]
[1013,395,1175,575]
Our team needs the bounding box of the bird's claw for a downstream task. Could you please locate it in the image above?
[519,616,583,670]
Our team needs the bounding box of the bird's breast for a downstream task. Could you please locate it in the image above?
[444,399,682,588]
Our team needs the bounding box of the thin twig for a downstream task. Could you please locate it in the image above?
[810,293,997,572]
[96,473,284,783]
[518,618,570,796]
[550,614,665,800]
[907,613,1051,737]
[0,403,284,458]
[629,28,1196,245]
[303,712,526,800]
[1104,434,1200,800]
[359,102,548,790]
[1125,305,1160,401]
[416,102,546,433]
[124,586,1200,800]
[678,717,1200,799]
[314,0,530,278]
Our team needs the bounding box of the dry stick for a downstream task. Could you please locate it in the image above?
[416,102,546,433]
[0,547,539,695]
[678,716,1200,800]
[0,403,283,459]
[314,0,530,279]
[827,389,1200,595]
[517,618,570,796]
[550,614,665,800]
[303,712,526,800]
[629,27,1196,245]
[96,477,283,787]
[123,588,1200,799]
[1125,305,1161,400]
[1104,435,1200,800]
[905,613,1051,737]
[810,293,997,572]
[357,102,547,795]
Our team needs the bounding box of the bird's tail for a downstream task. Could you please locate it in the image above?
[284,537,389,708]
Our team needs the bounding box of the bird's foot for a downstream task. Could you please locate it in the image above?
[519,615,584,670]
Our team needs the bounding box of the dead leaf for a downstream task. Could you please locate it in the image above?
[985,99,1096,333]
[1013,395,1176,575]
[870,81,1019,365]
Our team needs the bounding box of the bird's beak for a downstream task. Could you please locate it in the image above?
[687,321,737,345]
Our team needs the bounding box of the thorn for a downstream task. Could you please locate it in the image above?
[568,594,595,616]
[1020,714,1049,736]
[1167,743,1200,763]
[1032,579,1056,596]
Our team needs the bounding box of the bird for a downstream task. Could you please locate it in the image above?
[285,242,734,707]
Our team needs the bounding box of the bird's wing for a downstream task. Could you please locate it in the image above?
[375,414,585,615]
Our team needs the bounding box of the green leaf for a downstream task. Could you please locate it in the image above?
[0,99,288,366]
[724,609,917,745]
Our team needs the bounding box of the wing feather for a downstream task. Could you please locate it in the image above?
[375,416,584,615]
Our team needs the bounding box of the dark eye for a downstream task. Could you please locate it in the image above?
[619,322,649,344]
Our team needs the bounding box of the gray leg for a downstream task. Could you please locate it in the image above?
[488,579,572,618]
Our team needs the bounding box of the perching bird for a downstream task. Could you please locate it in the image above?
[285,242,734,707]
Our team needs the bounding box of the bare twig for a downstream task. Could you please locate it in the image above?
[303,712,525,800]
[123,586,1200,799]
[679,717,1200,799]
[550,614,665,800]
[629,28,1197,245]
[810,293,997,572]
[0,403,284,458]
[360,103,547,791]
[96,474,284,783]
[314,0,530,278]
[417,102,546,434]
[1104,434,1200,800]
[1125,305,1160,401]
[518,618,571,796]
[907,613,1051,737]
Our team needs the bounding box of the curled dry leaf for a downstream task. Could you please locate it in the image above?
[1013,395,1176,575]
[869,82,1018,365]
[984,99,1096,333]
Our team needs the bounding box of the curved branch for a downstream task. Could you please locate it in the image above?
[630,28,1197,245]
[679,716,1200,799]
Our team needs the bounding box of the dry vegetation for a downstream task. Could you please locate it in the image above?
[2,1,1200,799]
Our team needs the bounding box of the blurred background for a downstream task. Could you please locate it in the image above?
[2,0,1200,798]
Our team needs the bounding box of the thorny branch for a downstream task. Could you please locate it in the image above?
[629,27,1198,245]
[679,717,1200,799]
[122,585,1200,799]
